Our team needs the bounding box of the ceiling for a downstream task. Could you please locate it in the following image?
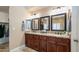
[0,6,9,13]
[24,6,63,13]
[25,6,50,12]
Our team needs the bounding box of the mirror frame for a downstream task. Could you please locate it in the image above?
[31,18,40,30]
[51,13,66,31]
[40,16,50,31]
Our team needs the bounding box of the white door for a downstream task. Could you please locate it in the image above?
[71,6,79,52]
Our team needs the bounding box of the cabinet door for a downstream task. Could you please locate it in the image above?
[47,42,57,52]
[29,36,34,49]
[25,34,29,47]
[33,35,40,51]
[27,34,33,48]
[40,36,47,52]
[25,34,27,46]
[47,36,57,52]
[57,38,70,52]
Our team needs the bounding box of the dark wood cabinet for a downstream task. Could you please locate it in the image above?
[39,36,47,52]
[25,33,70,52]
[32,35,40,51]
[56,38,70,52]
[25,34,30,47]
[47,37,70,52]
[27,34,34,48]
[57,44,69,52]
[47,36,57,52]
[29,35,34,49]
[25,34,28,46]
[47,42,57,52]
[25,34,40,51]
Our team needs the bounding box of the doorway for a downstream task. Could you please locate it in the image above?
[71,6,79,52]
[0,6,9,52]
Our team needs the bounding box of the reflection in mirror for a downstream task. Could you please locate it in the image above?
[26,20,31,31]
[32,18,39,30]
[40,16,50,31]
[51,13,66,31]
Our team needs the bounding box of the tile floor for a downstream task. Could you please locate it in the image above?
[13,47,37,52]
[0,42,37,52]
[22,47,37,52]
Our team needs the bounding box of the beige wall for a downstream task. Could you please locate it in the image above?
[0,12,9,22]
[9,6,27,50]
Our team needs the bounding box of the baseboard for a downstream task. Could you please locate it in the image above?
[10,45,25,52]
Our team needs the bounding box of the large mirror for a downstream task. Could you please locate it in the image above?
[25,20,31,31]
[40,16,50,31]
[51,13,66,31]
[32,18,39,30]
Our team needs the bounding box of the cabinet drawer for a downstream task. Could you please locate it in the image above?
[47,36,56,44]
[40,36,47,40]
[57,38,70,44]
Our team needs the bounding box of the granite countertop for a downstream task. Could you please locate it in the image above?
[25,31,70,38]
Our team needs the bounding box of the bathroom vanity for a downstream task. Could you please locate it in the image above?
[25,12,71,52]
[25,32,70,52]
